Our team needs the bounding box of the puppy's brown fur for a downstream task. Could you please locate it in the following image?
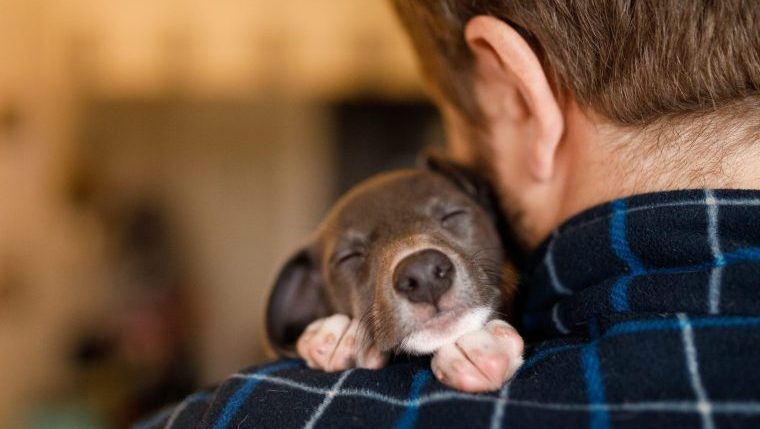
[266,157,516,357]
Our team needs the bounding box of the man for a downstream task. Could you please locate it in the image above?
[136,1,759,428]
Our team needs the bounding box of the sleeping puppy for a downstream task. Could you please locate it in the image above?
[265,157,524,392]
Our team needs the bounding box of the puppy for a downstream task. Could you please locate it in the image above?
[265,157,524,392]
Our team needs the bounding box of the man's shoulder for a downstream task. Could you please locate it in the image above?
[133,315,760,429]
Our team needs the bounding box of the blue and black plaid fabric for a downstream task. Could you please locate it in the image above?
[135,189,760,429]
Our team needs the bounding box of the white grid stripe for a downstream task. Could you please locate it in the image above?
[678,313,715,429]
[705,191,724,262]
[545,233,572,295]
[708,268,722,315]
[705,190,724,315]
[489,383,511,429]
[302,369,354,429]
[551,303,571,334]
[134,407,173,429]
[230,372,760,415]
[164,398,191,429]
[161,392,210,429]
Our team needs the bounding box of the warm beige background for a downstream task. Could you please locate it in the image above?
[0,1,424,427]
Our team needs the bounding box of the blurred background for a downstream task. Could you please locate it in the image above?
[0,1,443,427]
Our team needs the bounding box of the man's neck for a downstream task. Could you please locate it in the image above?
[555,102,760,233]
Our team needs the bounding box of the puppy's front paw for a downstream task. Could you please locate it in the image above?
[296,314,387,372]
[431,319,524,392]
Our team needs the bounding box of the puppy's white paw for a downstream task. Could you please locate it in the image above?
[296,314,387,372]
[431,319,524,392]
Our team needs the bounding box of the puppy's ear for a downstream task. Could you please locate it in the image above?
[266,248,330,357]
[421,152,497,215]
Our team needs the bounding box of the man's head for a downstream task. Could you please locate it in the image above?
[392,0,760,249]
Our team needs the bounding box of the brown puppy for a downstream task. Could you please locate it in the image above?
[266,158,524,392]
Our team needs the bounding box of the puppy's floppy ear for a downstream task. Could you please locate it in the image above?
[421,152,498,216]
[266,248,330,357]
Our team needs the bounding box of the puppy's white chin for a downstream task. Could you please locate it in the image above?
[399,307,491,355]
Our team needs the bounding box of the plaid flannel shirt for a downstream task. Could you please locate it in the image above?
[135,189,760,429]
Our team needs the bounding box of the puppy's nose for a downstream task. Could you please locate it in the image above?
[393,249,454,305]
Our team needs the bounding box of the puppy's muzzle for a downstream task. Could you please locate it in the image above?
[392,249,454,306]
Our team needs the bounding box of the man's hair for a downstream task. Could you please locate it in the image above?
[392,0,760,127]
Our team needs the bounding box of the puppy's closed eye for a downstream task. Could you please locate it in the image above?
[335,251,364,267]
[440,208,470,230]
[440,208,468,225]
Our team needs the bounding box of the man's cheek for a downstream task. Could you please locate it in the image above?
[442,104,478,164]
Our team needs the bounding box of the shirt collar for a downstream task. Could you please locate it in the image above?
[518,189,760,339]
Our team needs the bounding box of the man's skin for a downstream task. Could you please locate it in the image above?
[443,16,760,250]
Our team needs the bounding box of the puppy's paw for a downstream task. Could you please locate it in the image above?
[431,319,524,392]
[296,314,387,372]
[296,314,355,371]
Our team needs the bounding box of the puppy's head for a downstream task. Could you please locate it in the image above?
[266,157,506,356]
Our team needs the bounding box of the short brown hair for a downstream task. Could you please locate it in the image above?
[392,0,760,126]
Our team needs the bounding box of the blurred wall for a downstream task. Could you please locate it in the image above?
[69,0,420,98]
[0,0,425,427]
[79,98,335,380]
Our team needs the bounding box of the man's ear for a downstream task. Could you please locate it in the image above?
[265,248,330,357]
[464,15,564,182]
